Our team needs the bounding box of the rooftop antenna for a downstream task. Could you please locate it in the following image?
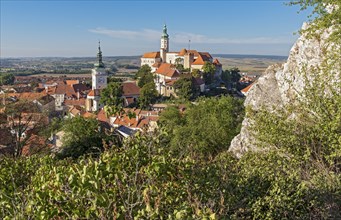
[188,39,191,51]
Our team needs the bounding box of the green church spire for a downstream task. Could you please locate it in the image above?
[162,24,169,38]
[95,41,105,68]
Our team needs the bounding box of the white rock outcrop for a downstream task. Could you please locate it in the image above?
[229,23,340,157]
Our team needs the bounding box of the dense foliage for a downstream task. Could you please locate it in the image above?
[160,97,244,158]
[1,1,340,218]
[138,82,158,109]
[100,82,124,115]
[0,73,15,85]
[57,116,105,159]
[173,76,194,100]
[136,65,154,88]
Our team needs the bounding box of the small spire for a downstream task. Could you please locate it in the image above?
[95,41,104,68]
[162,24,169,38]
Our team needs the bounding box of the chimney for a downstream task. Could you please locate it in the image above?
[77,90,80,100]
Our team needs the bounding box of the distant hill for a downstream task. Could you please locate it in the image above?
[212,54,287,60]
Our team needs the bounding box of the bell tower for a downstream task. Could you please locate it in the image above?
[92,41,108,90]
[160,24,169,63]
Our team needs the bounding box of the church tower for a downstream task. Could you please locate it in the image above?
[92,41,108,90]
[160,24,169,63]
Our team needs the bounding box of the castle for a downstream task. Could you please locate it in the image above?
[141,25,222,96]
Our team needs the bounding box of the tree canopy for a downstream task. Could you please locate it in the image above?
[136,65,154,88]
[173,76,193,100]
[138,82,158,109]
[100,82,124,115]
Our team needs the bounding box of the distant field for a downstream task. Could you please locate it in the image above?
[214,55,287,74]
[2,54,287,76]
[30,73,91,77]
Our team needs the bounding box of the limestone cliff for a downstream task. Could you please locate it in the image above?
[229,23,340,158]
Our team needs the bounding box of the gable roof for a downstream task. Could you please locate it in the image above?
[122,81,140,96]
[155,63,180,78]
[178,48,188,56]
[87,89,101,97]
[241,83,254,95]
[0,92,45,101]
[191,52,212,65]
[142,52,160,59]
[213,58,222,66]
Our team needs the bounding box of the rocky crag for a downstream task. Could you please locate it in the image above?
[229,23,340,158]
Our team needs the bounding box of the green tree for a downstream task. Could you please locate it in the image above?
[202,62,216,84]
[159,105,185,133]
[191,69,201,78]
[170,96,244,158]
[138,82,158,109]
[0,73,15,86]
[100,82,123,115]
[58,116,104,159]
[136,65,154,88]
[173,76,193,100]
[5,101,47,158]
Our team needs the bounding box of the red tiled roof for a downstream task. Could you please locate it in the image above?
[241,83,254,94]
[125,97,135,105]
[87,89,101,97]
[122,82,140,96]
[22,134,51,156]
[82,112,96,118]
[191,52,212,65]
[152,62,161,68]
[142,52,160,59]
[0,92,45,101]
[66,80,79,85]
[69,106,82,116]
[155,63,180,78]
[213,58,222,66]
[64,98,86,107]
[165,79,177,86]
[97,109,109,123]
[178,48,188,56]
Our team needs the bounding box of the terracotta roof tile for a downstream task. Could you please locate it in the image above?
[155,63,180,78]
[64,98,86,107]
[122,82,140,96]
[142,52,160,59]
[241,83,254,94]
[178,48,188,56]
[87,89,101,97]
[213,58,222,66]
[0,92,45,101]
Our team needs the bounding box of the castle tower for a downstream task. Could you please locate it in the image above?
[160,24,169,63]
[92,41,108,90]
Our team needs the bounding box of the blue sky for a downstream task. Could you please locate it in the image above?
[0,1,311,57]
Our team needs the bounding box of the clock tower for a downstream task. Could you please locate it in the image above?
[160,24,169,62]
[92,41,108,90]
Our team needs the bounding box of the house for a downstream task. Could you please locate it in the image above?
[154,63,180,96]
[122,81,140,107]
[33,94,55,113]
[109,108,159,137]
[241,83,254,96]
[141,52,161,72]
